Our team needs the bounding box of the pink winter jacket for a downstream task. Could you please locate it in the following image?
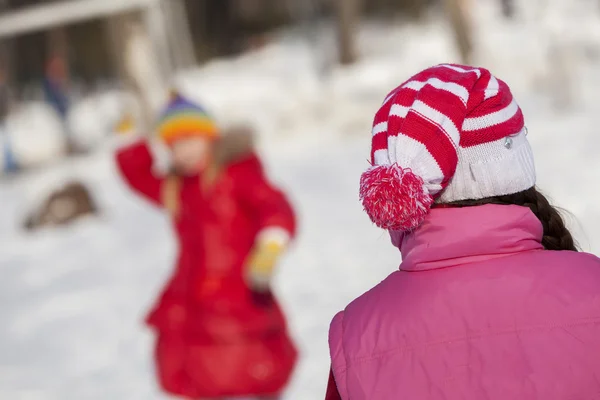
[328,204,600,400]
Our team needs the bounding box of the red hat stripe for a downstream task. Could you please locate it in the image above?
[410,100,461,147]
[371,131,389,164]
[402,78,470,105]
[463,98,521,131]
[437,64,482,78]
[466,78,510,118]
[397,111,458,182]
[465,74,490,110]
[484,75,500,100]
[461,108,524,148]
[390,90,467,135]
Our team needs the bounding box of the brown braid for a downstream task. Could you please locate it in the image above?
[438,187,578,251]
[161,164,222,218]
[162,174,182,218]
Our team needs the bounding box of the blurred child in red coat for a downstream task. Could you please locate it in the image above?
[116,93,298,399]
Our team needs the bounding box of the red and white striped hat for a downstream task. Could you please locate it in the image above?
[360,64,536,231]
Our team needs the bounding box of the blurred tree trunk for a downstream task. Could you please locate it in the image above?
[442,0,473,64]
[46,26,70,91]
[500,0,515,19]
[361,0,430,19]
[0,41,12,119]
[185,0,238,60]
[0,0,13,118]
[208,0,237,56]
[47,27,68,65]
[106,11,167,133]
[183,0,209,61]
[335,0,361,65]
[402,0,429,19]
[67,20,114,85]
[44,26,71,125]
[161,0,196,70]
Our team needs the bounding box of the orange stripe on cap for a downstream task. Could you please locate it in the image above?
[159,118,218,143]
[157,92,219,145]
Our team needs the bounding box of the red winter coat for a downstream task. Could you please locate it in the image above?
[116,135,297,399]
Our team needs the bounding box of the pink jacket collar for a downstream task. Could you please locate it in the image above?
[394,204,544,271]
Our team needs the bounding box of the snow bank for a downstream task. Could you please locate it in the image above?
[4,102,67,170]
[67,90,143,152]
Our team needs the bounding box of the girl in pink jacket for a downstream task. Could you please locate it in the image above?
[326,64,600,400]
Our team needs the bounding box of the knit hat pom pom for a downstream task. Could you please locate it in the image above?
[359,164,433,231]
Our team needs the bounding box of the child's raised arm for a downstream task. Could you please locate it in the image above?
[233,154,296,242]
[116,140,164,207]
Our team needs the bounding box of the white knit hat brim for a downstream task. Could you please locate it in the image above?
[438,127,536,203]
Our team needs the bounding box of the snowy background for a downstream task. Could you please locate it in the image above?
[2,0,600,399]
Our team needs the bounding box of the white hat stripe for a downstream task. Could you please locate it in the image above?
[373,148,391,166]
[411,100,461,148]
[392,134,445,195]
[462,98,520,132]
[387,135,397,166]
[484,76,500,100]
[372,122,388,136]
[390,104,410,119]
[403,78,470,105]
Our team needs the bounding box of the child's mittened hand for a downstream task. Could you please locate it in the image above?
[246,239,285,294]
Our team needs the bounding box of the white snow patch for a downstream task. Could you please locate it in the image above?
[67,90,143,152]
[5,102,67,169]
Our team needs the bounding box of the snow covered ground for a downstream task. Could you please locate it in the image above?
[2,1,600,399]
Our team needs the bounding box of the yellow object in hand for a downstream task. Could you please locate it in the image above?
[246,240,286,292]
[115,113,135,135]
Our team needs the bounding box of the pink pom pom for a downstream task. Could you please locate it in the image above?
[359,164,433,231]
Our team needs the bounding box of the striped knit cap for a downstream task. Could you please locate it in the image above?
[157,92,218,145]
[360,64,536,232]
